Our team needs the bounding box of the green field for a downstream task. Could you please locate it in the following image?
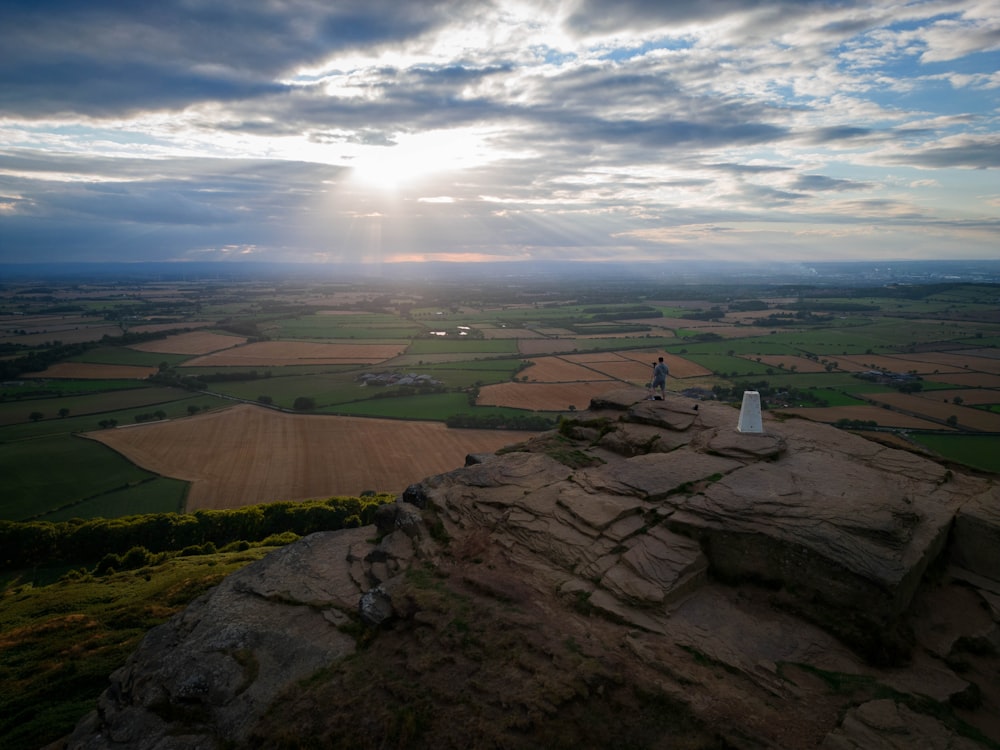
[323,391,544,420]
[70,347,189,367]
[911,434,1000,474]
[407,338,519,355]
[0,393,232,439]
[0,379,151,397]
[3,278,998,522]
[268,313,423,339]
[0,435,182,521]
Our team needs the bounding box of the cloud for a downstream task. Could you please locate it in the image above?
[0,0,464,116]
[791,174,869,191]
[884,135,1000,169]
[0,0,998,264]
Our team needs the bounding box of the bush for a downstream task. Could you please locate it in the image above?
[293,396,316,411]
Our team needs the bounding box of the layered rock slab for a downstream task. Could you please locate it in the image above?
[63,388,1000,749]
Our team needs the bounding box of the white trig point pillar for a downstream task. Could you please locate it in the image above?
[737,390,764,433]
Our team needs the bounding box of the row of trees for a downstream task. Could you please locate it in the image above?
[445,412,556,430]
[0,494,390,570]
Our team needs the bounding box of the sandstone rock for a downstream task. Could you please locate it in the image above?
[358,585,394,626]
[821,699,984,749]
[402,482,430,508]
[951,485,1000,581]
[66,529,370,749]
[691,425,787,459]
[575,449,743,500]
[64,388,1000,750]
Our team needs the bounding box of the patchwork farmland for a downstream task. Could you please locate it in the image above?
[2,273,999,522]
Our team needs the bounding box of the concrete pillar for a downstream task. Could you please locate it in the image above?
[737,391,763,433]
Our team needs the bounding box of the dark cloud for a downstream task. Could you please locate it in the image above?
[803,126,875,143]
[563,0,861,35]
[887,138,1000,169]
[791,174,868,191]
[707,163,792,175]
[0,0,467,116]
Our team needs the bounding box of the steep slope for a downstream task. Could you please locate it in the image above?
[62,389,1000,749]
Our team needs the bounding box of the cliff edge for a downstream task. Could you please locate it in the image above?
[62,389,1000,749]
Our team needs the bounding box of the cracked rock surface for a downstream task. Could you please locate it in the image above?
[63,388,1000,749]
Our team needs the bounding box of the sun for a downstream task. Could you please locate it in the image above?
[347,129,491,191]
[350,144,434,190]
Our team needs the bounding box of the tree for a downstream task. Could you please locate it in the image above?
[29,411,43,422]
[293,396,316,411]
[257,395,273,405]
[58,407,70,418]
[188,404,201,415]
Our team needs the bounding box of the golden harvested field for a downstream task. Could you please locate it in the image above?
[129,331,247,355]
[85,404,537,510]
[776,406,949,430]
[863,392,1000,432]
[477,381,622,411]
[896,351,1000,375]
[26,362,157,379]
[912,388,1000,406]
[661,354,714,379]
[520,356,615,382]
[181,340,406,367]
[568,355,651,383]
[832,354,967,374]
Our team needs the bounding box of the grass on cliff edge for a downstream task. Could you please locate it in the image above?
[0,544,282,750]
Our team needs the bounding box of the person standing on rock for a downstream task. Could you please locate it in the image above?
[651,356,669,400]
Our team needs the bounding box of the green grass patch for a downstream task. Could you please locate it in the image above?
[0,435,164,521]
[264,313,422,339]
[178,364,355,377]
[0,393,233,439]
[205,373,365,409]
[674,337,801,356]
[69,347,189,367]
[683,354,774,377]
[40,477,189,521]
[800,388,867,407]
[0,379,151,398]
[909,434,1000,474]
[0,548,276,750]
[0,386,196,427]
[407,339,518,355]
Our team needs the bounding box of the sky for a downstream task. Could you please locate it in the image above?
[1,0,999,267]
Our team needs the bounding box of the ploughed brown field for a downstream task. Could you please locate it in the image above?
[776,405,950,430]
[85,404,537,510]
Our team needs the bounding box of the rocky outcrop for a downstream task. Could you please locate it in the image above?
[63,388,1000,749]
